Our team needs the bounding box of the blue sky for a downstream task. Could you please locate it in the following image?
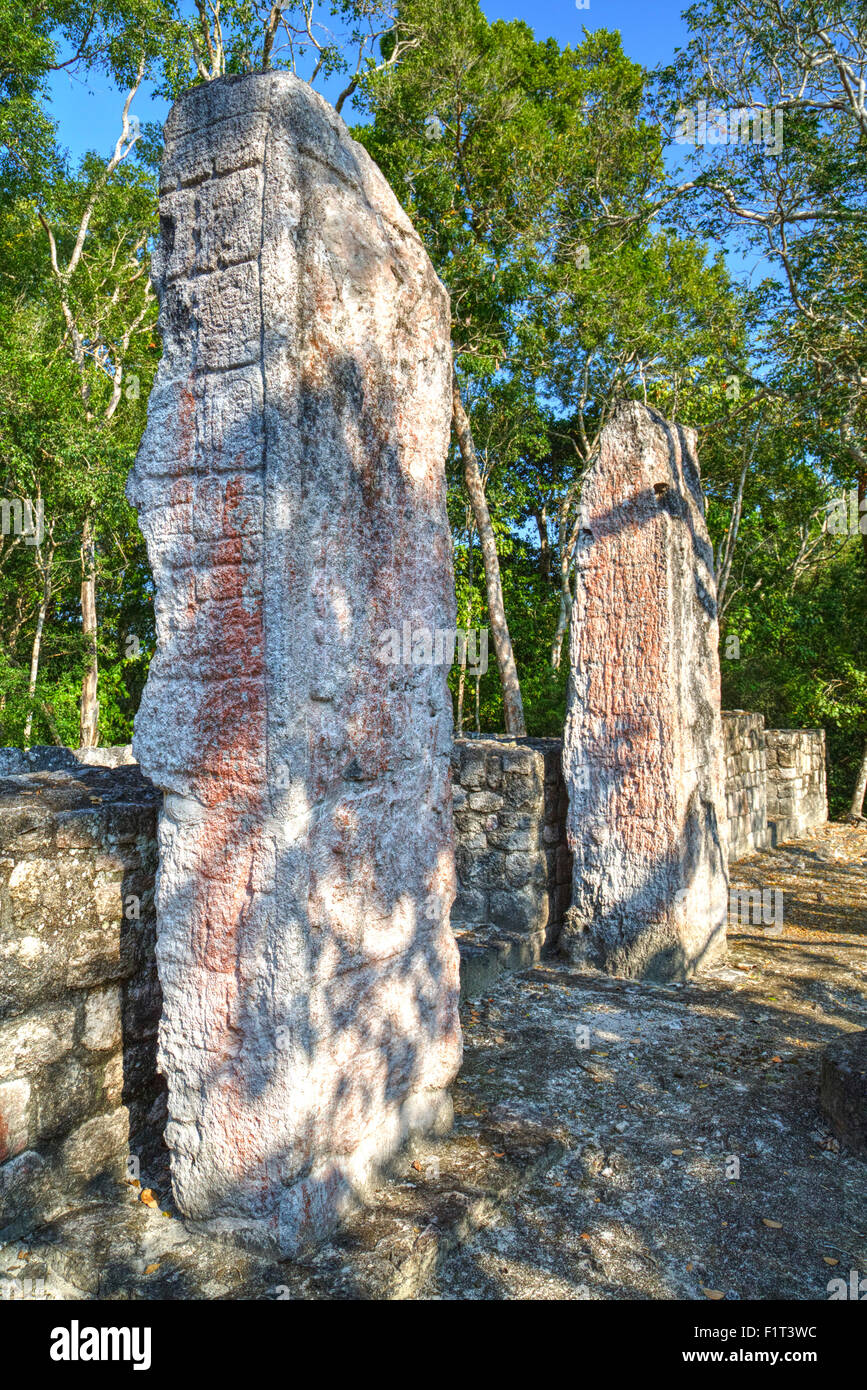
[482,0,690,67]
[47,1,692,158]
[45,2,761,285]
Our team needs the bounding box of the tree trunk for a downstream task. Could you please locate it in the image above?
[847,465,867,820]
[551,506,573,671]
[24,535,54,747]
[456,643,467,736]
[849,737,867,819]
[550,500,583,670]
[79,513,99,747]
[716,446,752,615]
[456,521,477,737]
[452,377,526,735]
[847,468,867,820]
[533,508,551,580]
[550,583,571,671]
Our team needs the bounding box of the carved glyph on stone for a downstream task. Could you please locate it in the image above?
[562,401,728,979]
[127,72,460,1252]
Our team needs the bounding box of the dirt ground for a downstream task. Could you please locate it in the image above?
[436,821,867,1299]
[2,823,865,1301]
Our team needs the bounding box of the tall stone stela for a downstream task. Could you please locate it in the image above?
[562,401,728,980]
[127,73,461,1252]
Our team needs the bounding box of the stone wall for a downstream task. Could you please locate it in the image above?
[450,738,570,950]
[722,716,827,855]
[765,728,828,843]
[0,747,136,777]
[722,712,771,860]
[451,716,829,952]
[0,763,161,1241]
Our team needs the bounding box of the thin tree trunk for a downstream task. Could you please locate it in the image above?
[533,507,551,580]
[0,638,64,745]
[846,456,867,819]
[550,502,583,671]
[456,642,467,735]
[716,440,754,614]
[79,512,99,747]
[38,697,65,746]
[24,533,54,747]
[261,3,282,69]
[550,583,571,671]
[849,738,867,819]
[452,377,526,735]
[456,520,476,737]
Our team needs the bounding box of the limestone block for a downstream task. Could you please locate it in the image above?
[61,1111,128,1181]
[0,1078,30,1161]
[0,1007,76,1081]
[82,986,123,1053]
[489,885,548,935]
[34,1058,96,1144]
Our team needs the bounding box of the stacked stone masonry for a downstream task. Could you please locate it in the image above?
[0,764,162,1242]
[765,728,827,845]
[450,738,571,949]
[723,715,827,856]
[451,717,829,947]
[721,712,770,860]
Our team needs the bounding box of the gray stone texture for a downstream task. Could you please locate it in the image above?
[0,766,161,1241]
[0,746,135,777]
[126,73,460,1253]
[450,737,570,947]
[722,712,771,859]
[562,402,729,979]
[722,716,827,856]
[765,728,827,843]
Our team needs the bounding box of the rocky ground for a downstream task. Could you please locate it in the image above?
[2,823,865,1301]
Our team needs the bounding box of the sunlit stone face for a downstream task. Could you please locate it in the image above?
[128,71,461,1253]
[562,401,729,982]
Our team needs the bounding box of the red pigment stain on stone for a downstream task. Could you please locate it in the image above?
[179,465,269,1185]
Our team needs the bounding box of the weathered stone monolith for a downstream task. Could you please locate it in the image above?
[126,72,461,1252]
[562,401,728,979]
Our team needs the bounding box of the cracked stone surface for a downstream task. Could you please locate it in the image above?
[563,401,728,980]
[126,71,459,1254]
